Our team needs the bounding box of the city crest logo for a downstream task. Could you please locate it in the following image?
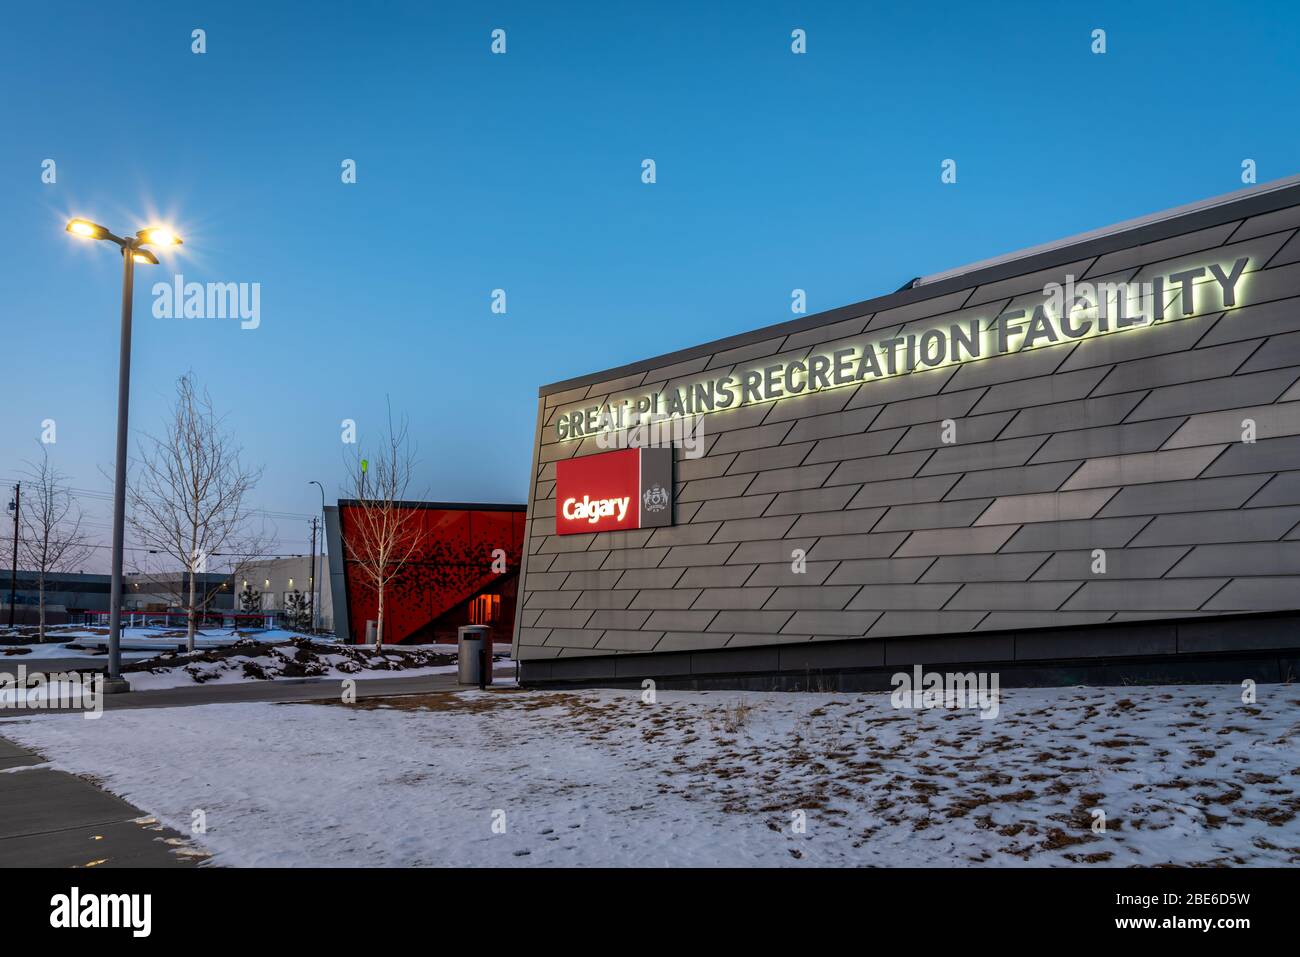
[642,483,670,513]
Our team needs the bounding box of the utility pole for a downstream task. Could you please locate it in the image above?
[307,517,318,633]
[309,480,326,635]
[7,483,18,628]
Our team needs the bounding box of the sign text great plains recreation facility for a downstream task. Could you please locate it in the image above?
[554,256,1250,441]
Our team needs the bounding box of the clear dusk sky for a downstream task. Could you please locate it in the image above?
[1,1,1297,569]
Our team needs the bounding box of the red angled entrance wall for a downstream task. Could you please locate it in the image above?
[337,502,526,645]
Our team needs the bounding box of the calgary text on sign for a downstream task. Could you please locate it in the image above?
[555,257,1250,441]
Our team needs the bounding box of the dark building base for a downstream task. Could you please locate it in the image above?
[518,611,1300,691]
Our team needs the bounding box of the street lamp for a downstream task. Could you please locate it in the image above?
[65,218,183,691]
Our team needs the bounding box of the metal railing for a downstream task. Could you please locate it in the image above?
[67,609,285,630]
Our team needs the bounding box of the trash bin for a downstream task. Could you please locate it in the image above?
[457,625,492,686]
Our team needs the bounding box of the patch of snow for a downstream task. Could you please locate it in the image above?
[121,660,465,691]
[113,636,511,690]
[0,688,98,711]
[1,643,157,662]
[2,683,1295,867]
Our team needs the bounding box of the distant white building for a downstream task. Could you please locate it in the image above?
[237,555,332,632]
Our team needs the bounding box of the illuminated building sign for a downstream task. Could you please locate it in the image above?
[555,447,673,535]
[554,256,1251,441]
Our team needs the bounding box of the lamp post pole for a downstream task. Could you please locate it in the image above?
[104,247,135,687]
[306,517,318,633]
[65,219,182,692]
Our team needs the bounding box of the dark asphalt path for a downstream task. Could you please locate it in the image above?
[0,738,203,868]
[0,666,517,714]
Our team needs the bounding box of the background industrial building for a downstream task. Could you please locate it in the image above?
[325,501,526,645]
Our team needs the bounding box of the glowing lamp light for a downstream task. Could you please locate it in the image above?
[137,226,183,246]
[66,219,108,240]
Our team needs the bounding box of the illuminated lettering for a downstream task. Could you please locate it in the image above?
[553,257,1255,441]
[1022,306,1060,348]
[561,496,630,524]
[1209,257,1248,307]
[832,348,855,384]
[1168,267,1205,316]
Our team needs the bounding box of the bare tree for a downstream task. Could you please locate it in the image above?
[18,446,94,641]
[341,408,426,651]
[128,373,268,651]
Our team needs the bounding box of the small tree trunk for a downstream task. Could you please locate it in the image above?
[38,579,46,642]
[186,566,198,652]
[374,586,385,652]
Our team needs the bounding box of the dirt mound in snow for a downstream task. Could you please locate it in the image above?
[120,636,463,684]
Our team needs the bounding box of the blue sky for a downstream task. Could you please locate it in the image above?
[1,1,1297,568]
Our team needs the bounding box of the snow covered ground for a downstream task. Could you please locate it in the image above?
[2,682,1296,867]
[0,625,288,662]
[0,679,103,711]
[119,639,458,691]
[2,642,157,662]
[118,638,514,690]
[3,626,512,689]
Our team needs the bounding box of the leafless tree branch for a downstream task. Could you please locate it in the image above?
[340,403,426,650]
[127,372,268,650]
[17,445,94,640]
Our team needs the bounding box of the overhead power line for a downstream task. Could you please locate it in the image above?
[0,475,320,523]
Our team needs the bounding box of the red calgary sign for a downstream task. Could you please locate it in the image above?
[554,448,673,535]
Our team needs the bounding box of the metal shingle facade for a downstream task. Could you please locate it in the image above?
[514,180,1300,686]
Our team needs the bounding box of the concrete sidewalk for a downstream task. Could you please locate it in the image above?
[0,738,204,868]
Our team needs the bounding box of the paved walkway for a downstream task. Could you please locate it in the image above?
[0,738,202,868]
[0,667,515,714]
